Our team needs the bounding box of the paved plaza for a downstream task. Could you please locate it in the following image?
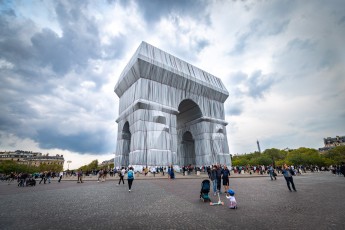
[0,172,344,230]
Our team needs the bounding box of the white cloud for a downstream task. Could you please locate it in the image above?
[1,0,344,169]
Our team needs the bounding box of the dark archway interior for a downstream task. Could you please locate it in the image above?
[177,99,202,166]
[182,131,196,165]
[177,99,203,128]
[122,122,131,166]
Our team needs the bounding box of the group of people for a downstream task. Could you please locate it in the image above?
[115,165,176,192]
[330,163,345,176]
[208,164,231,195]
[116,166,134,192]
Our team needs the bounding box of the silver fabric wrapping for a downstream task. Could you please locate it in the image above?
[114,42,231,168]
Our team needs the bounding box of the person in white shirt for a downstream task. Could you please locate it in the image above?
[226,189,237,209]
[117,167,125,185]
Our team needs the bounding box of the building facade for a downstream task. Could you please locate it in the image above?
[114,42,231,168]
[319,136,345,152]
[0,150,64,167]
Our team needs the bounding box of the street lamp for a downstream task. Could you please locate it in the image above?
[67,160,72,170]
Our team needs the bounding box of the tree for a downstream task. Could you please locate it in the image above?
[263,148,285,167]
[323,146,345,165]
[287,147,324,166]
[78,160,99,172]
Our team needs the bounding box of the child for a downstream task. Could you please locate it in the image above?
[226,189,237,209]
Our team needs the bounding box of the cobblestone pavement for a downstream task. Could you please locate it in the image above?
[0,172,344,230]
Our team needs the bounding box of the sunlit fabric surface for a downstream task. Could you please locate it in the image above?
[114,42,231,168]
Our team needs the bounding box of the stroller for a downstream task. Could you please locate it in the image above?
[26,177,36,186]
[200,179,211,202]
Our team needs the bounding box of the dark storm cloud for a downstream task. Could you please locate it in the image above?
[30,2,102,75]
[195,38,209,53]
[35,128,113,154]
[247,71,276,99]
[226,102,244,116]
[230,18,289,55]
[0,1,121,155]
[129,0,210,24]
[226,71,277,100]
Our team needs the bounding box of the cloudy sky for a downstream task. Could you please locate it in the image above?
[1,0,344,169]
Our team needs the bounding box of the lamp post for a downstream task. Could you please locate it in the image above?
[67,160,72,170]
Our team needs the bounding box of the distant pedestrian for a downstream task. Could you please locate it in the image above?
[127,167,135,192]
[282,164,296,192]
[58,171,63,182]
[39,172,46,184]
[268,165,277,180]
[46,171,52,183]
[77,170,83,183]
[340,163,345,177]
[168,165,175,179]
[118,167,125,185]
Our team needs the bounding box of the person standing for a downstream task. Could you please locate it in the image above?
[169,165,175,179]
[216,165,222,193]
[340,162,345,177]
[222,165,230,193]
[77,169,83,183]
[282,164,296,192]
[210,165,217,196]
[127,167,135,192]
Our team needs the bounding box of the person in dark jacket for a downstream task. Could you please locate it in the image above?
[210,165,217,196]
[222,165,230,192]
[216,165,223,194]
[340,162,345,177]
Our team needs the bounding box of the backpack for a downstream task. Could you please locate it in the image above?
[127,170,134,179]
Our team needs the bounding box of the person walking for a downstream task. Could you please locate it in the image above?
[39,171,46,184]
[118,167,125,185]
[127,167,135,192]
[282,164,296,192]
[268,165,277,180]
[46,171,52,183]
[58,171,63,182]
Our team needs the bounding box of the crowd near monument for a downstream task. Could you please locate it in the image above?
[114,42,231,169]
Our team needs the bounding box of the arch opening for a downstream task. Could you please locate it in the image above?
[177,99,202,128]
[122,122,131,166]
[181,131,196,166]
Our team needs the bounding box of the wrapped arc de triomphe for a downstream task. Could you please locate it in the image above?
[114,41,231,169]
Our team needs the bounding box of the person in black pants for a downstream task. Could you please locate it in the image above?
[282,164,297,192]
[216,165,222,193]
[118,167,125,185]
[39,172,46,184]
[127,167,135,192]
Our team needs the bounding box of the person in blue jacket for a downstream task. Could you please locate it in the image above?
[282,164,297,192]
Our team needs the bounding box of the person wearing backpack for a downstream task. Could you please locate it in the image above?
[127,167,135,192]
